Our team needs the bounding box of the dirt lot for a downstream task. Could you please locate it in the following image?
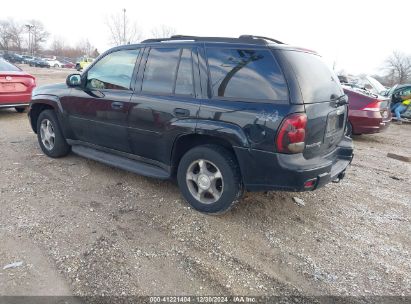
[0,65,410,299]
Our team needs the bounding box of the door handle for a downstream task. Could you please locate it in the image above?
[111,101,124,110]
[174,108,190,117]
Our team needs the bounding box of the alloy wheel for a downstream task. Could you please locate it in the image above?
[40,119,55,150]
[186,159,224,204]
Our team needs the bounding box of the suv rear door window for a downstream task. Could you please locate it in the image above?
[142,48,180,94]
[175,49,194,96]
[283,51,342,103]
[206,48,288,101]
[86,49,140,90]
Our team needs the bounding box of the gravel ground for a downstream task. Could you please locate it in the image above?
[0,66,410,299]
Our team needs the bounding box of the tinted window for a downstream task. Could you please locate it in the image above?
[0,59,20,72]
[206,48,288,101]
[86,49,139,90]
[175,49,194,96]
[142,48,180,94]
[400,87,411,96]
[283,50,343,103]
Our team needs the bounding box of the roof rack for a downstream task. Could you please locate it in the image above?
[141,35,285,45]
[238,35,285,45]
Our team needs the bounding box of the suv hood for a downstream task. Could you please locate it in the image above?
[32,83,67,96]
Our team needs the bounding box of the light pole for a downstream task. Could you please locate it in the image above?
[122,8,126,45]
[25,24,34,56]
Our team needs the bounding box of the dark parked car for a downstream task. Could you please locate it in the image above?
[383,84,411,99]
[343,86,391,135]
[384,84,411,119]
[22,55,35,64]
[28,35,354,214]
[3,53,24,64]
[29,58,50,68]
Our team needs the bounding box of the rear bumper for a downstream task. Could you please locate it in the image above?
[0,103,29,109]
[0,93,31,105]
[234,136,354,192]
[349,110,391,134]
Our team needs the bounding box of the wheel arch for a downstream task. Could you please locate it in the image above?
[170,133,244,179]
[29,97,61,133]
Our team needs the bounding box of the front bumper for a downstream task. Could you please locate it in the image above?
[234,136,354,192]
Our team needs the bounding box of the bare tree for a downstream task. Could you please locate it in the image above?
[384,50,411,85]
[91,48,100,58]
[76,39,93,57]
[0,20,12,51]
[150,25,176,39]
[106,10,142,46]
[8,19,24,52]
[51,37,65,55]
[27,20,49,54]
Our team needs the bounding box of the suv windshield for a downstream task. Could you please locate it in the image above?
[282,50,343,103]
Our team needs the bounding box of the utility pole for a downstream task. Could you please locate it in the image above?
[123,8,126,45]
[25,24,34,56]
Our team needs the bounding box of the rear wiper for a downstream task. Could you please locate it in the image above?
[331,94,348,106]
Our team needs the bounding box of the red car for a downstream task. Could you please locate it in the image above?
[61,61,75,69]
[0,58,36,113]
[344,86,391,136]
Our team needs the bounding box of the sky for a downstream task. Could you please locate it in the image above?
[2,0,411,75]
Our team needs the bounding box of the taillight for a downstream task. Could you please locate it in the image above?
[362,100,381,112]
[276,113,307,154]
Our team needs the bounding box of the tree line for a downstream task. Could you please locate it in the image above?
[0,18,99,59]
[0,14,175,60]
[4,14,408,86]
[378,51,411,86]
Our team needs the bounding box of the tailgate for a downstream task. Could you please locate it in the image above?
[279,49,347,159]
[304,102,347,159]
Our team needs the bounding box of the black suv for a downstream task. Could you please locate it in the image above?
[29,35,354,214]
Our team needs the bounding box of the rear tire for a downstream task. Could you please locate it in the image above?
[177,145,243,214]
[15,107,26,113]
[36,110,70,158]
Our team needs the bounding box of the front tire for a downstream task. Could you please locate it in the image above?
[177,145,243,214]
[36,110,70,158]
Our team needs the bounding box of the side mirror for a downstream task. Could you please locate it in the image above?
[66,73,82,87]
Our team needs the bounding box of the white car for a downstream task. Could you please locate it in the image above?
[45,58,64,68]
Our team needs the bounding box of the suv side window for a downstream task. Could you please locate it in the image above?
[206,48,288,101]
[86,49,140,90]
[175,49,194,96]
[142,48,180,94]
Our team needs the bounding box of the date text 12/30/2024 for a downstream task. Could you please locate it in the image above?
[149,296,257,303]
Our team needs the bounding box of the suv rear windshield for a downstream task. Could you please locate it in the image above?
[283,50,343,103]
[206,48,288,102]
